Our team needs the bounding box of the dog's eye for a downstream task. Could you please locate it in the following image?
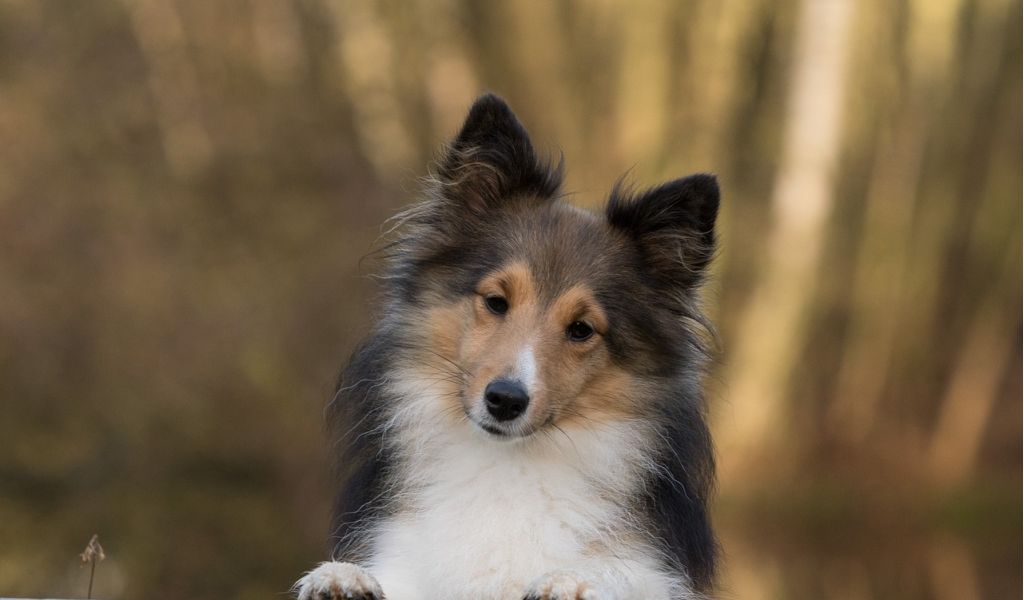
[566,321,594,342]
[485,295,509,315]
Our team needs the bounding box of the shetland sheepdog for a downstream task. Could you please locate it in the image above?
[295,94,719,600]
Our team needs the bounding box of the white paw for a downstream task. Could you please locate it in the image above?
[295,561,384,600]
[523,571,604,600]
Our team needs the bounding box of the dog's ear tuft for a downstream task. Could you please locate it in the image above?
[436,93,562,211]
[606,173,719,293]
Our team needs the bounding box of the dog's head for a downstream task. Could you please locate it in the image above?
[385,93,718,440]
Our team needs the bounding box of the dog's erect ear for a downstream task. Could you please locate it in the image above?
[436,93,562,211]
[606,174,719,293]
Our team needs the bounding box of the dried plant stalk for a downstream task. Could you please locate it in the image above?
[79,534,105,599]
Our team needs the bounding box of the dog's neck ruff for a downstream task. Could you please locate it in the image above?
[360,368,684,599]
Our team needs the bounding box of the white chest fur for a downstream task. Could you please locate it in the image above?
[360,416,684,600]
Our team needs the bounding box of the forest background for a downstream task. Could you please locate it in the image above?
[0,0,1019,598]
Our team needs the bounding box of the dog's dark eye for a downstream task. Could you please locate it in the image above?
[566,321,594,342]
[485,295,509,315]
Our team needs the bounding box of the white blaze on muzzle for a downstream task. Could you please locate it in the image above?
[514,344,538,395]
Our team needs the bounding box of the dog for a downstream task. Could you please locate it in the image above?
[295,93,719,600]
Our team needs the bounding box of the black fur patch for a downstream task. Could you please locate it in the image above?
[327,330,399,561]
[642,380,719,591]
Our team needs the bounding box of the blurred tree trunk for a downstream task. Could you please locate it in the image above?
[927,281,1016,484]
[717,0,854,479]
[826,0,963,442]
[124,0,213,179]
[322,0,415,176]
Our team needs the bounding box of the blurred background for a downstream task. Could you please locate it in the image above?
[0,0,1019,598]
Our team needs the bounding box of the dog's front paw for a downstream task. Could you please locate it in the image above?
[522,571,603,600]
[295,561,384,600]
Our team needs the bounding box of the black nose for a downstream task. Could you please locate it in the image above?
[484,379,529,422]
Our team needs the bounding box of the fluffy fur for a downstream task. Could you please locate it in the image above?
[296,93,719,600]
